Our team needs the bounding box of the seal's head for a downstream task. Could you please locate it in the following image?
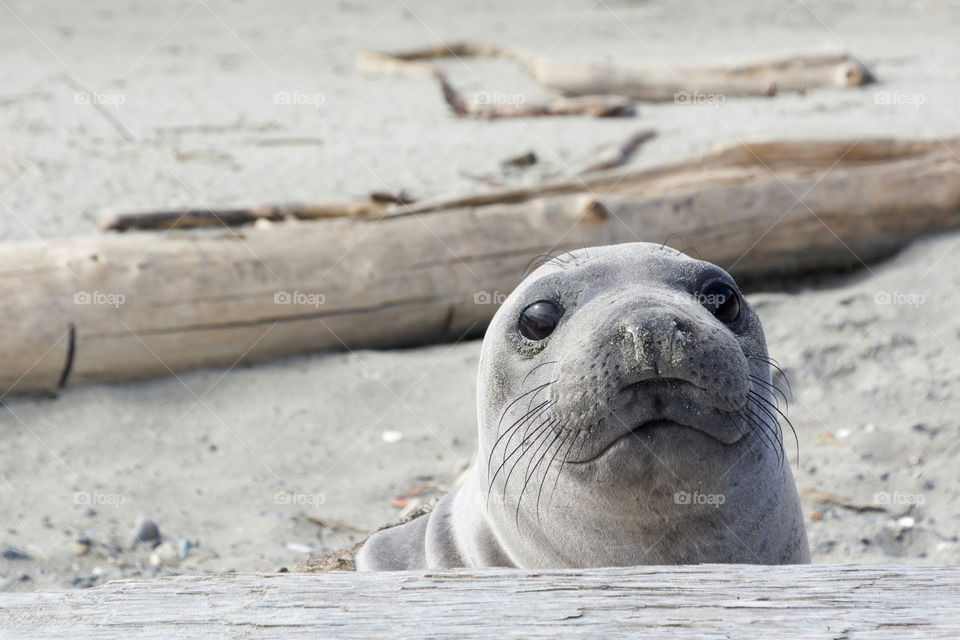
[355,242,810,570]
[474,242,808,566]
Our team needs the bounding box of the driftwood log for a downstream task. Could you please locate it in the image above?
[357,49,635,119]
[530,51,874,101]
[1,565,958,638]
[2,138,960,394]
[98,191,414,232]
[359,43,874,102]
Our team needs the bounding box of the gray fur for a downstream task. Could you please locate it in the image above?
[356,242,810,570]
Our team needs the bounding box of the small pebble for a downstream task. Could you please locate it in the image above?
[2,545,31,560]
[149,542,179,567]
[502,150,537,168]
[381,430,403,443]
[130,517,160,547]
[896,516,916,529]
[286,542,313,554]
[70,537,91,556]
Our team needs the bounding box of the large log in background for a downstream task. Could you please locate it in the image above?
[1,565,958,638]
[2,138,960,394]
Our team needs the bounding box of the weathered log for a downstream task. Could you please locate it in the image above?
[1,565,958,638]
[358,50,635,119]
[98,192,414,231]
[2,138,960,394]
[531,51,874,101]
[359,44,874,102]
[434,69,635,118]
[393,137,960,214]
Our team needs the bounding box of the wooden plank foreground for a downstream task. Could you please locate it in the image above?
[1,565,958,639]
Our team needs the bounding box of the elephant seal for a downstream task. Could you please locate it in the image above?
[356,242,810,570]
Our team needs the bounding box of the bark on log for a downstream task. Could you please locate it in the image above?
[1,565,958,638]
[2,138,959,394]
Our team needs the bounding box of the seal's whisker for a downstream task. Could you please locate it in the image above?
[517,428,566,529]
[487,420,552,505]
[524,382,554,414]
[521,360,559,387]
[543,427,581,513]
[495,380,555,435]
[532,429,571,527]
[746,354,793,397]
[746,393,785,451]
[659,232,684,250]
[496,423,557,515]
[522,250,571,279]
[488,398,555,481]
[748,389,799,464]
[503,420,556,497]
[489,417,554,496]
[748,374,789,410]
[522,422,559,487]
[507,397,556,456]
[738,405,783,467]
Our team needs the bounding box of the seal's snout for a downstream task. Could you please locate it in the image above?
[623,310,691,378]
[604,289,750,405]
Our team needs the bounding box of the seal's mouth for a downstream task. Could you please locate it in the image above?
[620,377,707,398]
[565,377,748,464]
[567,419,695,465]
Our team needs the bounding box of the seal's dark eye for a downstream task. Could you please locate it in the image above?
[698,282,741,324]
[518,300,562,341]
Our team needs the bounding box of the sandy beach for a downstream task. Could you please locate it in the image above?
[1,0,959,590]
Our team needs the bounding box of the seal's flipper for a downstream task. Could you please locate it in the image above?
[355,511,430,571]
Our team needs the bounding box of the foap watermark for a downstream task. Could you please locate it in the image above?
[274,492,326,506]
[674,90,726,106]
[274,291,326,307]
[74,491,127,506]
[74,290,125,308]
[274,90,325,108]
[874,291,925,308]
[874,491,925,506]
[74,91,126,108]
[874,91,925,108]
[474,291,508,305]
[692,291,732,307]
[674,490,725,508]
[474,91,526,106]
